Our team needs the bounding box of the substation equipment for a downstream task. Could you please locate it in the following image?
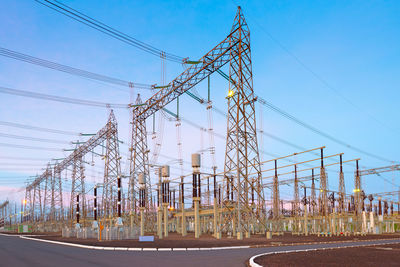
[14,7,400,240]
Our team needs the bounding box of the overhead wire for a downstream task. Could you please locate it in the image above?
[0,86,130,108]
[257,97,393,163]
[0,120,79,135]
[33,1,391,163]
[0,163,50,167]
[29,0,396,164]
[0,156,51,161]
[214,68,394,163]
[35,0,184,63]
[0,142,63,151]
[0,47,153,90]
[6,3,397,198]
[230,0,399,137]
[0,132,71,145]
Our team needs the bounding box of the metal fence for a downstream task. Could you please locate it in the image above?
[62,226,139,240]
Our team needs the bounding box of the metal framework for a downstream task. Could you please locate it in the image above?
[222,7,265,234]
[359,164,400,177]
[103,110,121,217]
[70,157,85,223]
[129,7,265,235]
[25,110,121,225]
[14,6,400,241]
[129,94,152,225]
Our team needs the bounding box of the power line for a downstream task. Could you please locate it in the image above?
[0,181,35,185]
[0,47,153,90]
[0,163,48,167]
[0,132,70,145]
[179,86,308,155]
[212,105,307,151]
[32,2,392,163]
[0,120,79,135]
[374,173,398,188]
[0,176,37,179]
[257,97,393,163]
[0,156,51,161]
[35,0,185,63]
[231,0,399,136]
[0,86,130,108]
[0,142,62,151]
[214,68,394,163]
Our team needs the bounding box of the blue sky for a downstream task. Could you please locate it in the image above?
[0,0,399,206]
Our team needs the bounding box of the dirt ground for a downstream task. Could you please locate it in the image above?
[254,243,400,266]
[17,232,400,248]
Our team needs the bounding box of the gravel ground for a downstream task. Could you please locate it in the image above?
[254,243,400,266]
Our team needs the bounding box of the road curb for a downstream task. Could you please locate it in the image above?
[0,233,16,237]
[18,235,250,251]
[12,235,400,254]
[248,240,400,267]
[247,237,400,248]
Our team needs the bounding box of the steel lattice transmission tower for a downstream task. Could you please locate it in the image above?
[32,182,43,222]
[354,160,362,214]
[272,160,281,231]
[42,164,53,221]
[127,6,266,234]
[103,110,122,217]
[318,148,328,216]
[223,7,266,234]
[311,169,316,215]
[294,165,299,216]
[51,165,64,221]
[24,187,32,221]
[129,94,153,227]
[25,110,122,225]
[70,157,85,223]
[338,155,346,213]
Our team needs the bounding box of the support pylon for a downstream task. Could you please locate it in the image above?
[272,160,280,231]
[294,165,299,216]
[25,187,33,222]
[319,148,328,216]
[338,155,346,213]
[32,182,43,222]
[222,7,266,236]
[129,94,153,230]
[103,110,121,218]
[354,160,362,215]
[43,165,53,221]
[51,166,64,222]
[311,169,316,215]
[70,157,85,224]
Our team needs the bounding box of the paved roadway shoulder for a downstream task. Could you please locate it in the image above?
[1,234,400,267]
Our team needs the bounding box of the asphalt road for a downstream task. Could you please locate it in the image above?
[1,235,399,267]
